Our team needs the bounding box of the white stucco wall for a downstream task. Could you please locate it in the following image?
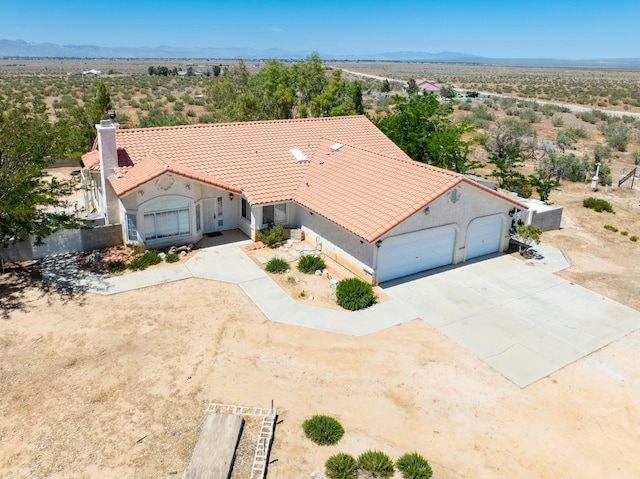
[379,182,514,265]
[117,173,240,248]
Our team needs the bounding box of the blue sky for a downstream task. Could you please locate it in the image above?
[2,0,639,59]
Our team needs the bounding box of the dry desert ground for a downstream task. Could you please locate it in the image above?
[2,181,640,478]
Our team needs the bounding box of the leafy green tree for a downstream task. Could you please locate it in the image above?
[375,94,478,173]
[0,101,79,247]
[440,84,456,100]
[406,78,418,96]
[291,52,327,107]
[528,169,560,203]
[485,126,529,194]
[137,107,188,128]
[380,79,391,93]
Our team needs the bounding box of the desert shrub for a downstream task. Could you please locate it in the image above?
[567,126,588,139]
[302,415,344,446]
[621,231,629,236]
[540,153,590,182]
[604,224,618,232]
[457,101,472,111]
[551,115,564,127]
[518,108,540,123]
[127,250,162,271]
[602,123,631,152]
[630,236,638,242]
[165,251,180,263]
[396,452,433,479]
[106,260,127,274]
[256,224,285,247]
[583,197,614,213]
[357,450,394,479]
[297,254,326,274]
[336,277,377,311]
[325,453,359,479]
[265,257,289,274]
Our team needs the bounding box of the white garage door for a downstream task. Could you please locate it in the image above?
[466,215,503,260]
[377,226,456,283]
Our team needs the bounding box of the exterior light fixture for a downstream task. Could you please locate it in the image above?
[424,206,430,215]
[229,192,234,200]
[375,240,383,248]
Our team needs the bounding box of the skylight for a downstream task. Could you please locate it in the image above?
[289,148,308,162]
[329,143,344,151]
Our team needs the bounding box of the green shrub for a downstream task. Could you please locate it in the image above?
[583,197,614,213]
[621,231,629,236]
[357,450,394,479]
[256,224,285,247]
[265,257,289,274]
[396,452,433,479]
[630,236,638,242]
[302,415,344,446]
[604,224,618,232]
[165,251,180,263]
[106,260,127,274]
[325,453,359,479]
[297,254,326,274]
[128,250,162,271]
[336,277,377,311]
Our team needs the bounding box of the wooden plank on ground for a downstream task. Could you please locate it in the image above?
[183,413,244,479]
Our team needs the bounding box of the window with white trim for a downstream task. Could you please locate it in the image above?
[126,213,138,242]
[241,198,251,221]
[143,199,190,240]
[262,203,287,225]
[195,203,201,231]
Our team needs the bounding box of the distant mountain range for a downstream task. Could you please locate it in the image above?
[2,39,640,67]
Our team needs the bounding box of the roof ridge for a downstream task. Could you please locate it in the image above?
[116,115,369,134]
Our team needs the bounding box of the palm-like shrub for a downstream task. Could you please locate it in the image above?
[325,453,358,479]
[165,251,180,263]
[297,254,326,274]
[336,277,377,311]
[302,415,344,446]
[128,250,162,271]
[357,450,394,479]
[265,257,289,274]
[396,452,432,479]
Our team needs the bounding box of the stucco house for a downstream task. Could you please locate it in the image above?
[81,115,526,284]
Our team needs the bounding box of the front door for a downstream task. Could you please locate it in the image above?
[203,197,223,233]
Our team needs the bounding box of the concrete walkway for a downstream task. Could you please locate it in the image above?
[41,241,640,388]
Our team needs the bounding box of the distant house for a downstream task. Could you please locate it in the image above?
[81,116,526,284]
[82,69,102,77]
[415,79,442,95]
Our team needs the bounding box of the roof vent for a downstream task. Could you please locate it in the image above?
[290,148,308,162]
[329,143,344,151]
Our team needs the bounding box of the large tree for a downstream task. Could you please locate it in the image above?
[375,94,478,173]
[0,101,79,247]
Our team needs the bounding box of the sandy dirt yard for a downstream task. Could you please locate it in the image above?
[2,181,640,479]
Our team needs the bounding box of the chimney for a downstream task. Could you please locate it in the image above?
[96,114,119,179]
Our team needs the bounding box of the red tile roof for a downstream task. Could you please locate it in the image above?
[82,116,524,242]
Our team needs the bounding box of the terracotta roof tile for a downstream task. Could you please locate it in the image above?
[81,116,524,242]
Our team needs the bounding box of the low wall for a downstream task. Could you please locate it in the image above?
[529,207,563,231]
[1,225,123,262]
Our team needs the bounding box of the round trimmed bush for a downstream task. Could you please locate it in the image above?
[336,277,377,311]
[396,452,432,479]
[325,453,358,479]
[357,450,394,479]
[297,254,326,274]
[302,415,344,446]
[266,257,289,274]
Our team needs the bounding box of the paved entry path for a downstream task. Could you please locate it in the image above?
[41,242,640,388]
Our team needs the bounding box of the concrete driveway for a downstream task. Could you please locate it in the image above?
[383,244,640,387]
